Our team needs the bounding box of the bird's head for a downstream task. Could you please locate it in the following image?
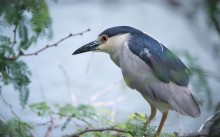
[72,26,141,55]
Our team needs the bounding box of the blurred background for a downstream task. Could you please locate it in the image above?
[0,0,220,137]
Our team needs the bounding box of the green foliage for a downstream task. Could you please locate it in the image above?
[29,102,101,131]
[0,0,52,107]
[118,113,155,137]
[206,0,220,35]
[57,104,96,118]
[0,60,31,107]
[29,103,160,137]
[29,102,54,116]
[0,118,32,137]
[58,104,97,130]
[71,113,176,137]
[0,0,52,38]
[78,131,119,137]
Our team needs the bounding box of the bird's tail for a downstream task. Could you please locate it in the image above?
[169,84,201,117]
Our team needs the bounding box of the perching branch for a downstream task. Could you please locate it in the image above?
[63,124,211,137]
[65,127,133,137]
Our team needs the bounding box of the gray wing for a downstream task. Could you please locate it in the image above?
[128,34,201,117]
[128,34,190,87]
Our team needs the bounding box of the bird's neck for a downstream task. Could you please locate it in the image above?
[107,33,131,67]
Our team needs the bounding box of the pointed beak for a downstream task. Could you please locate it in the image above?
[72,41,100,55]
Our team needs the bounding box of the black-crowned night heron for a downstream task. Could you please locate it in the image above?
[73,26,201,136]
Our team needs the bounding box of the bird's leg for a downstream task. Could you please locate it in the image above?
[144,104,157,128]
[155,111,169,137]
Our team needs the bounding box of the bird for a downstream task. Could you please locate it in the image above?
[72,26,201,137]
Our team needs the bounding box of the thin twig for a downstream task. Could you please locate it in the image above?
[0,86,20,120]
[21,28,90,57]
[35,67,47,102]
[6,28,90,60]
[88,79,122,103]
[45,117,55,137]
[68,127,132,137]
[32,121,51,127]
[58,64,77,106]
[34,68,55,137]
[0,87,35,137]
[175,132,207,137]
[80,53,94,92]
[75,116,93,128]
[11,24,18,48]
[7,24,18,58]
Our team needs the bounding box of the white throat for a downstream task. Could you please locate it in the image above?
[98,33,131,55]
[102,33,131,67]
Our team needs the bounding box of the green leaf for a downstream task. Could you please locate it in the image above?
[19,87,29,108]
[76,104,96,118]
[18,21,28,41]
[61,116,72,131]
[118,113,156,137]
[30,0,52,37]
[0,118,32,137]
[0,36,14,57]
[1,60,31,107]
[0,0,52,108]
[29,102,53,116]
[57,104,77,117]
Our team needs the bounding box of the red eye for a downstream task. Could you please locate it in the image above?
[102,35,108,42]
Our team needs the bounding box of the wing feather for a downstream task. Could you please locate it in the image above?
[128,34,190,86]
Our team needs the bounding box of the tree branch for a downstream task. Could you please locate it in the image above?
[75,116,93,128]
[7,24,18,58]
[33,120,51,127]
[0,86,20,120]
[45,117,55,137]
[6,28,90,60]
[64,127,132,137]
[63,126,210,137]
[21,28,90,57]
[175,132,207,137]
[0,86,35,137]
[11,24,18,48]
